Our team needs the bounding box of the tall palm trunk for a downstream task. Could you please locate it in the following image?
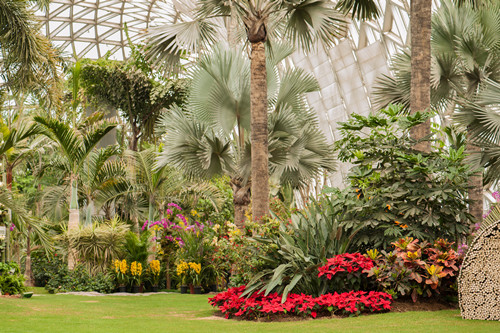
[5,163,13,190]
[24,226,34,287]
[85,197,94,226]
[250,41,269,223]
[68,174,79,269]
[410,0,432,153]
[467,133,483,224]
[230,178,251,230]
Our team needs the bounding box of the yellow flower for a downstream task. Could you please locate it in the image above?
[190,209,198,217]
[130,261,142,276]
[120,259,128,274]
[149,260,161,276]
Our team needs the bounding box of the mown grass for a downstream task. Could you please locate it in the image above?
[2,293,499,333]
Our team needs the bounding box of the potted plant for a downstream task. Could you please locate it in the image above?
[176,261,189,294]
[149,260,161,292]
[130,261,143,293]
[114,259,128,292]
[188,262,202,294]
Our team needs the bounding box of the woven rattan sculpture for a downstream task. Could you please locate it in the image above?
[459,220,500,320]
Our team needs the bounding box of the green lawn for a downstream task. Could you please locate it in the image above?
[2,293,499,333]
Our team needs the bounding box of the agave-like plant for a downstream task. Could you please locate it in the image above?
[157,43,335,227]
[244,198,362,301]
[59,217,129,274]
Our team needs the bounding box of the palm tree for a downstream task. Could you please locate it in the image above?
[375,0,500,223]
[455,79,500,184]
[145,0,379,222]
[0,116,44,190]
[410,0,432,152]
[34,114,116,268]
[156,44,335,227]
[43,146,125,226]
[0,0,61,103]
[125,148,223,230]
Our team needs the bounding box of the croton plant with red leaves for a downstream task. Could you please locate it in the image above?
[208,286,392,319]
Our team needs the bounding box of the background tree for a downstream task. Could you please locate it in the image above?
[0,0,61,105]
[375,0,500,223]
[80,56,187,151]
[146,0,379,222]
[35,113,116,268]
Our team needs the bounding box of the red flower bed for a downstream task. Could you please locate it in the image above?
[318,253,374,280]
[208,286,392,319]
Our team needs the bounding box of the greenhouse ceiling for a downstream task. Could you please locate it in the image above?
[35,0,439,187]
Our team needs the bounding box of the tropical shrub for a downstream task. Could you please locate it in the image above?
[366,237,463,301]
[31,252,65,287]
[244,199,361,300]
[209,286,392,319]
[45,264,115,294]
[58,218,129,274]
[332,105,474,248]
[0,262,26,295]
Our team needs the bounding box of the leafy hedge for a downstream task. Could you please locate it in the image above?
[0,262,26,295]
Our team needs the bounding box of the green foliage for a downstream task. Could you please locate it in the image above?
[60,218,129,274]
[31,252,65,287]
[332,105,474,248]
[244,199,360,301]
[194,176,234,224]
[367,238,463,302]
[0,262,25,294]
[124,231,150,264]
[80,57,187,147]
[45,264,115,294]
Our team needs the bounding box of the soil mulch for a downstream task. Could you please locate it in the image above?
[390,299,457,312]
[0,294,21,299]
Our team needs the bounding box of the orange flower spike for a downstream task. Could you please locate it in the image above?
[394,221,400,225]
[357,193,361,199]
[386,204,391,210]
[401,224,408,229]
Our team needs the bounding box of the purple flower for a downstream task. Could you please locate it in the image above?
[166,208,173,215]
[9,223,15,231]
[474,222,481,231]
[493,191,500,202]
[167,203,182,211]
[177,214,187,223]
[457,243,469,256]
[142,221,149,231]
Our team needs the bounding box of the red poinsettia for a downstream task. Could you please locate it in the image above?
[208,286,392,319]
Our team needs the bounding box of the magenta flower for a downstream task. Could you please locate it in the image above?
[167,203,182,211]
[9,223,15,231]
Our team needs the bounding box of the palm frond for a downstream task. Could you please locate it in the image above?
[283,0,346,52]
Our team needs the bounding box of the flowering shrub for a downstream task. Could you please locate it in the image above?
[208,286,392,319]
[318,253,375,292]
[366,237,463,301]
